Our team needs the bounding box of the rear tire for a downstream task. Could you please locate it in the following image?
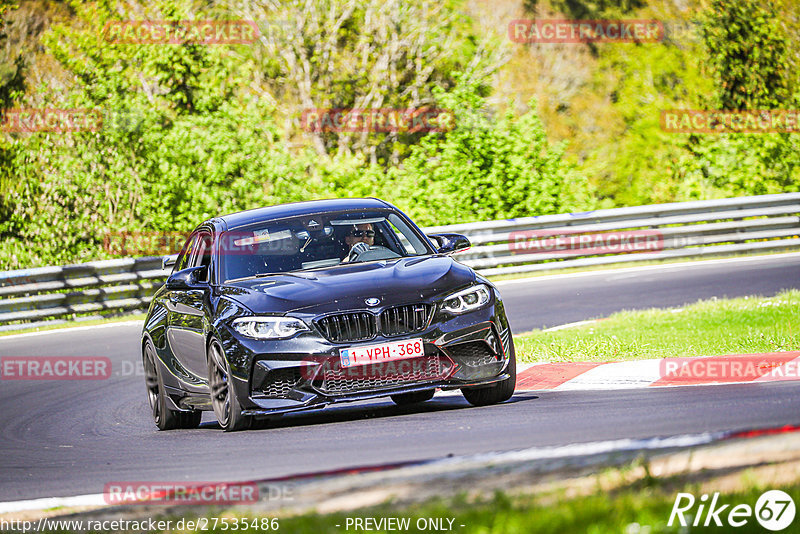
[461,352,516,407]
[390,389,435,406]
[143,340,201,430]
[208,339,251,432]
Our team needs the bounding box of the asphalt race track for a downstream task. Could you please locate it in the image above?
[1,254,799,502]
[499,253,800,332]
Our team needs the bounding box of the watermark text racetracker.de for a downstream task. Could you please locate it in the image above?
[658,355,800,382]
[0,517,280,533]
[103,231,190,256]
[102,20,259,45]
[300,354,450,383]
[1,109,154,135]
[301,108,454,133]
[661,109,800,134]
[1,109,102,133]
[508,19,664,43]
[508,229,664,255]
[0,357,111,380]
[0,357,174,380]
[104,229,364,257]
[102,481,291,505]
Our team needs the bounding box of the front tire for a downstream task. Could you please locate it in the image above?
[208,339,251,432]
[461,352,516,407]
[143,340,201,430]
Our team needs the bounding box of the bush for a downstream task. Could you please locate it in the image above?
[385,76,594,226]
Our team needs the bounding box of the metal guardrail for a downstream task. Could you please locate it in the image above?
[0,257,164,325]
[441,192,800,276]
[1,193,799,326]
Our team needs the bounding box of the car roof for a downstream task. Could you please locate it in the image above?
[212,198,395,231]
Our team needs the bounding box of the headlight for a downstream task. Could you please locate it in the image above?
[231,316,309,340]
[441,284,491,314]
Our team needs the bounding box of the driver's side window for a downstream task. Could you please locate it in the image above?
[174,234,199,273]
[188,233,213,282]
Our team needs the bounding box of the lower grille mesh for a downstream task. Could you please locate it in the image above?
[319,355,447,395]
[447,342,498,367]
[259,368,302,398]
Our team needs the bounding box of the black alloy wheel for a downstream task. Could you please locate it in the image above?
[208,339,251,431]
[143,340,201,430]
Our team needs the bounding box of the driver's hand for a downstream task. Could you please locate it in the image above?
[344,241,370,262]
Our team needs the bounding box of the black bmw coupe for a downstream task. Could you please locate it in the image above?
[142,198,516,431]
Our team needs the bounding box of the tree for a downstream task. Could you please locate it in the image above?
[0,0,316,268]
[672,0,800,199]
[226,0,502,166]
[701,0,792,111]
[386,76,594,226]
[0,0,26,235]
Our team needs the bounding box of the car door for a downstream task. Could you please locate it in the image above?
[165,231,213,382]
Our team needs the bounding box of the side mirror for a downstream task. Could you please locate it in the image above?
[165,266,209,290]
[162,254,178,270]
[428,233,471,255]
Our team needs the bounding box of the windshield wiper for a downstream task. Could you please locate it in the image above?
[227,270,315,283]
[225,272,279,283]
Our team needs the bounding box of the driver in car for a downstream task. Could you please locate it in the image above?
[342,223,375,261]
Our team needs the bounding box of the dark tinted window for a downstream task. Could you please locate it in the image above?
[174,234,198,273]
[190,233,213,282]
[219,210,431,282]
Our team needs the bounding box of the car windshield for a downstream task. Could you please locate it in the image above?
[219,210,431,282]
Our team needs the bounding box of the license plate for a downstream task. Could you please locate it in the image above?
[339,338,424,368]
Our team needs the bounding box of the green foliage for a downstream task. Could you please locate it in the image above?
[0,0,26,224]
[5,0,800,270]
[701,0,793,111]
[580,36,714,205]
[237,0,502,165]
[0,0,590,269]
[545,0,647,18]
[1,1,321,268]
[147,478,800,534]
[386,76,594,226]
[674,133,800,199]
[671,0,800,199]
[521,0,715,207]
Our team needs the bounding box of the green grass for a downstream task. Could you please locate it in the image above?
[514,290,800,363]
[283,484,799,534]
[22,453,800,533]
[94,475,800,534]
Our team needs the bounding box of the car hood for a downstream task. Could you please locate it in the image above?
[218,256,476,314]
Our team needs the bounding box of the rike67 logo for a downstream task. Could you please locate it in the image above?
[669,490,796,531]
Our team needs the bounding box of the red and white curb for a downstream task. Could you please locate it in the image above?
[516,351,800,391]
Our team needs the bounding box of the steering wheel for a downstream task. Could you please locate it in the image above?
[344,243,401,263]
[343,242,370,263]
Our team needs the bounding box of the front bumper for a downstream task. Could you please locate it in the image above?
[218,304,514,417]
